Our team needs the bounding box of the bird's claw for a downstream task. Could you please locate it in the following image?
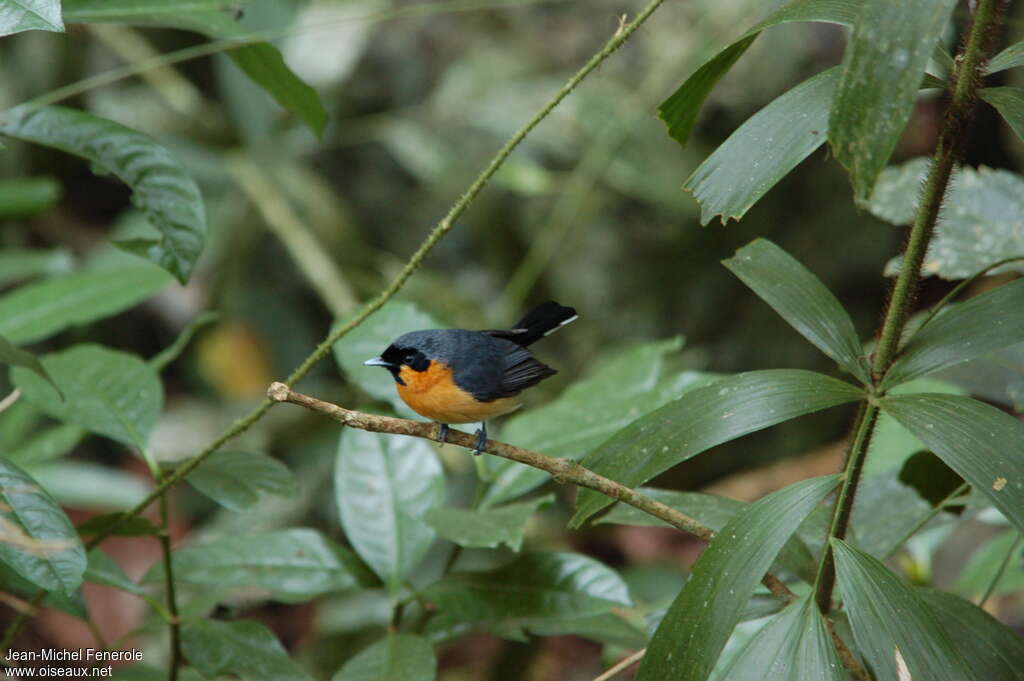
[436,423,450,444]
[472,426,487,455]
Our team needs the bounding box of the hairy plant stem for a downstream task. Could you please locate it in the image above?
[813,0,1007,615]
[159,493,182,681]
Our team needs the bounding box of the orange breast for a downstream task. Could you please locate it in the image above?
[396,360,520,424]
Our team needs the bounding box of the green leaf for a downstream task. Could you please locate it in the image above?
[571,370,861,526]
[686,68,838,225]
[518,613,647,649]
[637,475,840,681]
[423,495,552,552]
[0,266,171,344]
[5,424,85,466]
[716,594,848,681]
[156,528,373,601]
[424,552,631,626]
[918,587,1024,681]
[848,475,941,559]
[981,87,1024,143]
[0,0,63,36]
[883,279,1024,388]
[11,344,163,450]
[26,461,152,510]
[181,619,313,681]
[332,301,442,415]
[227,43,328,138]
[77,513,161,538]
[332,634,436,681]
[186,450,298,512]
[986,40,1024,74]
[880,394,1024,535]
[0,247,72,287]
[953,529,1024,599]
[0,561,86,618]
[828,0,958,198]
[0,458,87,594]
[0,106,206,283]
[723,239,868,382]
[831,539,977,681]
[658,0,861,146]
[0,176,61,217]
[85,548,146,596]
[62,0,236,21]
[0,335,59,393]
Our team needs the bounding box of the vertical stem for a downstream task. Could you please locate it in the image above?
[159,492,182,681]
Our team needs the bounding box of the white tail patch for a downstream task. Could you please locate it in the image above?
[543,314,578,336]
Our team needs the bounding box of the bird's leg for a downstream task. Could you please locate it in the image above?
[436,423,450,444]
[472,422,487,455]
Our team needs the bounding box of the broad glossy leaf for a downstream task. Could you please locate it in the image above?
[0,106,205,283]
[953,530,1024,599]
[686,68,838,225]
[335,428,445,593]
[637,475,840,681]
[181,619,313,681]
[981,87,1024,143]
[0,458,86,594]
[0,266,170,344]
[828,0,958,198]
[85,548,145,596]
[831,539,976,681]
[0,335,58,392]
[155,528,372,601]
[658,0,861,145]
[186,450,298,512]
[884,279,1024,388]
[0,0,63,36]
[880,394,1024,534]
[987,40,1024,74]
[0,176,61,217]
[5,424,85,466]
[332,634,436,681]
[723,239,868,382]
[424,552,631,625]
[717,594,848,681]
[332,301,442,414]
[572,370,861,525]
[424,495,552,552]
[12,344,163,450]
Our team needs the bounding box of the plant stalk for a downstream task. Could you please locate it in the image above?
[159,493,182,681]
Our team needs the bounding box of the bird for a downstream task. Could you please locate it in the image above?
[364,301,577,453]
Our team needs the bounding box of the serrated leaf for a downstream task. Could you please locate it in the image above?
[11,344,163,450]
[85,548,146,596]
[637,475,840,681]
[332,301,442,414]
[0,0,63,36]
[884,280,1024,389]
[831,539,977,681]
[0,335,58,393]
[336,428,444,594]
[686,68,838,225]
[0,106,205,283]
[0,458,86,594]
[723,239,869,382]
[0,266,170,344]
[828,0,958,199]
[181,619,313,681]
[880,394,1024,535]
[982,87,1024,143]
[571,370,862,526]
[987,40,1024,74]
[423,495,552,551]
[155,528,372,601]
[332,634,436,681]
[186,450,298,512]
[658,0,861,146]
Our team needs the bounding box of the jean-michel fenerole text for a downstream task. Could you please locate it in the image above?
[6,649,143,662]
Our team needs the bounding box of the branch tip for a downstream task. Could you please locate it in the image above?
[267,382,291,402]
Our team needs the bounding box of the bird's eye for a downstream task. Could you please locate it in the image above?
[402,350,429,371]
[403,351,418,364]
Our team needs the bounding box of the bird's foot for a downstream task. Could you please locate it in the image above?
[436,423,450,444]
[472,423,487,455]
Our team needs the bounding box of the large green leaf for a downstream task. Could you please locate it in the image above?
[424,552,631,626]
[0,458,86,594]
[723,239,868,382]
[335,428,445,594]
[571,370,861,526]
[186,450,298,512]
[0,106,205,283]
[865,158,1024,279]
[332,301,442,415]
[987,40,1024,74]
[658,0,862,146]
[0,266,170,344]
[153,528,372,602]
[0,0,63,36]
[919,588,1024,681]
[828,0,958,199]
[880,394,1024,534]
[181,619,313,681]
[11,344,163,450]
[685,68,838,225]
[831,539,976,681]
[0,335,58,393]
[716,594,848,681]
[981,87,1024,143]
[332,634,436,681]
[637,475,840,681]
[883,279,1024,389]
[423,495,552,552]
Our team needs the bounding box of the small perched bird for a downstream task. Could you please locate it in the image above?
[364,301,577,453]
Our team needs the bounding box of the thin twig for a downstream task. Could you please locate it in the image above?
[0,388,22,415]
[979,531,1023,608]
[591,649,645,681]
[158,494,182,681]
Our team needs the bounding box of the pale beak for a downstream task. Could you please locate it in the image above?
[364,357,394,368]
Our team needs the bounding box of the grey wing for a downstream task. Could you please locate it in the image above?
[496,346,557,397]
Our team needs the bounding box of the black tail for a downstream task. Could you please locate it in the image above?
[499,301,577,346]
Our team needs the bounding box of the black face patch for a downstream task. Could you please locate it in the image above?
[379,345,431,384]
